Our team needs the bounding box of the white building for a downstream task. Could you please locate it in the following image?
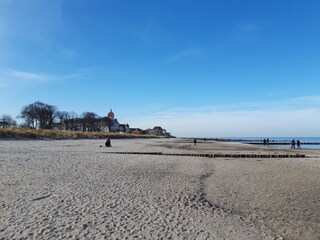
[107,109,121,132]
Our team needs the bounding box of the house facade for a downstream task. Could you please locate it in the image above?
[52,109,173,136]
[146,126,166,136]
[107,109,130,132]
[0,121,9,128]
[130,128,144,134]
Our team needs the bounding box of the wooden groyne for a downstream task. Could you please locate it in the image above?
[104,152,305,158]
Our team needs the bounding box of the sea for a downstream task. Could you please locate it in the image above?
[215,137,320,149]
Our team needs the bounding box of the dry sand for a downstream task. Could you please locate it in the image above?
[0,138,319,239]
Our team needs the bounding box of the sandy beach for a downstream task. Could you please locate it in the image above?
[1,138,319,239]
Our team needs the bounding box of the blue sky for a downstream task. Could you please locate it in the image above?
[1,0,320,137]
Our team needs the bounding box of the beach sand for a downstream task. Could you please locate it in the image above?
[1,138,319,239]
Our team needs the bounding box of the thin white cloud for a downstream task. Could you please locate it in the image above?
[169,48,206,62]
[130,109,320,138]
[292,95,320,103]
[0,0,64,61]
[127,96,320,137]
[146,96,320,117]
[0,68,90,88]
[266,90,287,96]
[9,70,50,82]
[236,23,260,42]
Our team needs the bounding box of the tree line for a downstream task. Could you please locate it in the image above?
[0,101,107,131]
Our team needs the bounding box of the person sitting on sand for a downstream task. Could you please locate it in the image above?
[291,139,296,149]
[105,138,111,147]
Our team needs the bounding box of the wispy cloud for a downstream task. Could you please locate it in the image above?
[127,96,320,137]
[292,95,320,104]
[169,48,206,62]
[0,0,65,61]
[0,69,52,88]
[235,23,260,42]
[266,90,287,96]
[143,96,320,117]
[0,68,89,88]
[9,70,51,82]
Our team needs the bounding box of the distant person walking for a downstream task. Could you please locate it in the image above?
[263,139,267,145]
[267,138,270,146]
[297,140,301,149]
[193,139,197,146]
[291,139,296,149]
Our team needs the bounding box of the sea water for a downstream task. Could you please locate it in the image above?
[218,137,320,149]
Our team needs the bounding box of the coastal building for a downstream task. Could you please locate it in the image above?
[130,128,144,134]
[146,126,167,136]
[119,124,130,133]
[0,121,9,128]
[107,109,129,132]
[51,109,173,136]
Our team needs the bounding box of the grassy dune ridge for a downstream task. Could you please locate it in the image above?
[0,128,160,140]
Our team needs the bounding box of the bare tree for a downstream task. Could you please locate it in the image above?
[19,101,58,129]
[66,111,78,131]
[81,112,98,132]
[19,103,38,128]
[56,111,69,130]
[0,114,17,127]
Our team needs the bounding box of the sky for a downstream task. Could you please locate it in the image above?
[1,0,320,137]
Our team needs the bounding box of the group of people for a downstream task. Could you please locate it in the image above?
[104,137,302,149]
[263,138,301,149]
[263,138,270,145]
[291,139,301,149]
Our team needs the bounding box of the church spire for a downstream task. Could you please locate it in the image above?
[107,108,115,120]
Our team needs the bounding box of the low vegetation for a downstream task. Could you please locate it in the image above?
[0,128,159,140]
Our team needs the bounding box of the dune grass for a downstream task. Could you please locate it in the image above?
[0,128,159,140]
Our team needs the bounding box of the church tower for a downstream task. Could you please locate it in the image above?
[107,109,115,121]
